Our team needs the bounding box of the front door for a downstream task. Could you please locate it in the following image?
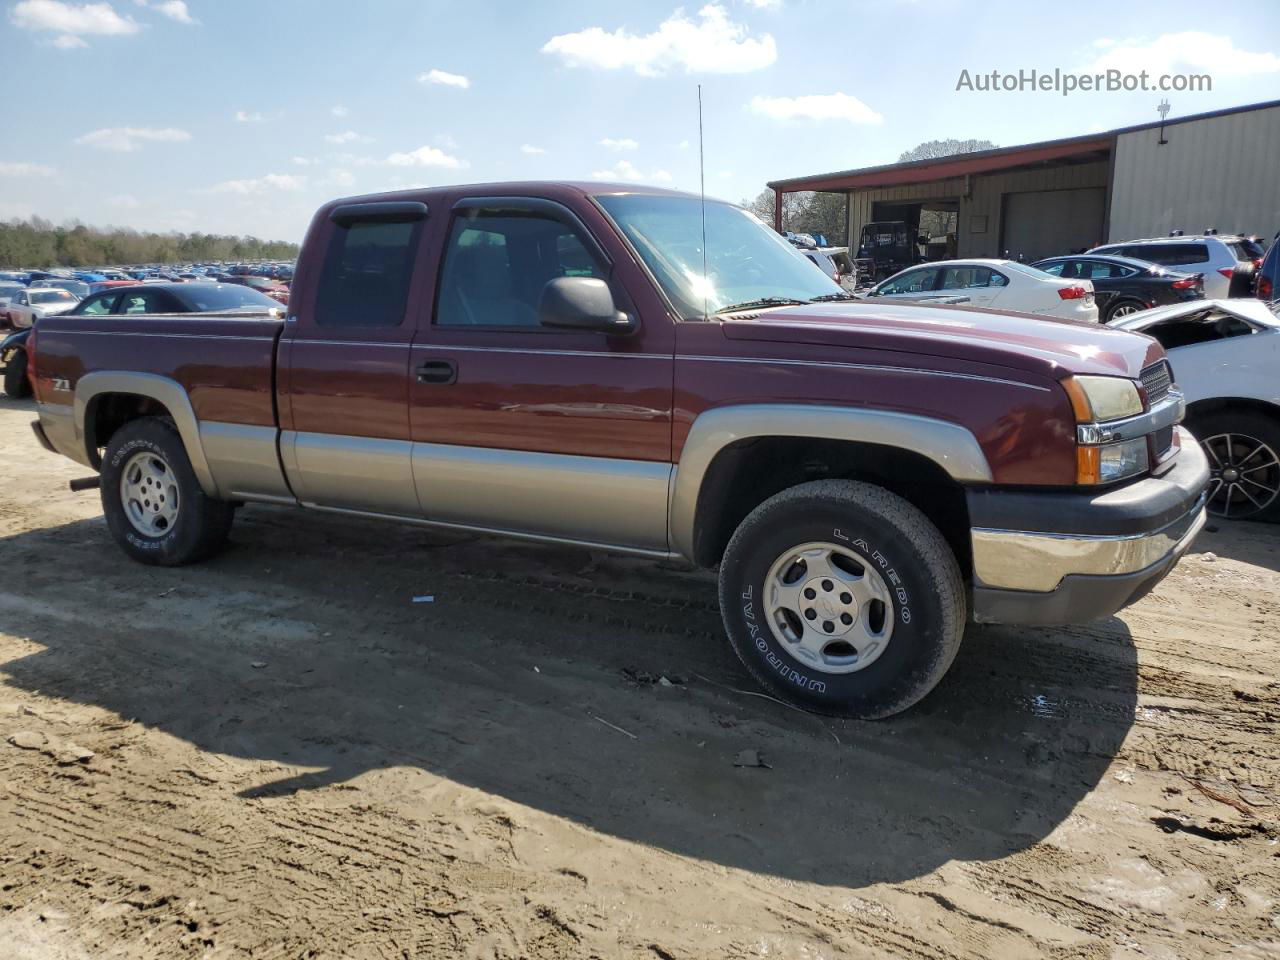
[408,196,674,552]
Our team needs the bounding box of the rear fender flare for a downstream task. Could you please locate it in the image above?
[668,403,992,561]
[74,371,218,497]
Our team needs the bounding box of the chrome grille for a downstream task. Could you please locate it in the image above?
[1141,361,1172,405]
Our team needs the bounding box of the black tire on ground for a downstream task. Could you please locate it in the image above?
[99,416,235,565]
[4,349,31,398]
[1187,409,1280,522]
[717,479,965,719]
[1104,298,1146,323]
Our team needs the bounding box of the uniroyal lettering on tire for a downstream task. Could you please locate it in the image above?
[718,479,964,719]
[99,417,235,567]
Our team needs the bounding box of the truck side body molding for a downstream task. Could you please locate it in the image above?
[668,404,993,560]
[72,371,219,498]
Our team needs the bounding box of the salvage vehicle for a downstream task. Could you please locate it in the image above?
[855,220,922,281]
[1030,254,1204,322]
[1089,234,1259,300]
[1111,298,1280,520]
[28,183,1207,719]
[867,259,1099,321]
[3,286,79,330]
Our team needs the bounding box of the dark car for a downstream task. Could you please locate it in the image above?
[1257,236,1278,302]
[2,283,281,398]
[1030,254,1204,322]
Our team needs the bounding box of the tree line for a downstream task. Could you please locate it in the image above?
[0,216,300,269]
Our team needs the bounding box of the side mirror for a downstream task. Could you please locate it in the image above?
[538,276,636,335]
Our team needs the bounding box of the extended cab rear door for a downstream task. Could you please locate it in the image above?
[279,201,428,514]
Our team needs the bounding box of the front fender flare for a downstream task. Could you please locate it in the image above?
[667,403,993,562]
[74,371,219,498]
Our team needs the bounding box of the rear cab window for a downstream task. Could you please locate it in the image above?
[314,218,423,328]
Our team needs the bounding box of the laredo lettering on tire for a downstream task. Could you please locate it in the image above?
[100,416,235,566]
[718,479,964,719]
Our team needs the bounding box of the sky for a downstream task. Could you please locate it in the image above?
[2,0,1279,242]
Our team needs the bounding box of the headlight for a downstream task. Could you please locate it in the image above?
[1077,437,1149,485]
[1062,375,1144,423]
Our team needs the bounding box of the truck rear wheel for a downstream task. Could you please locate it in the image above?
[4,349,31,398]
[717,480,964,719]
[100,417,235,565]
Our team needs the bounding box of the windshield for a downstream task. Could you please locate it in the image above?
[31,289,76,304]
[179,284,281,311]
[595,194,840,318]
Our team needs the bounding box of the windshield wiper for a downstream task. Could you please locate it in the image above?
[808,292,859,302]
[714,296,809,314]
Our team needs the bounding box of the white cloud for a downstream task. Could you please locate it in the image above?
[1084,31,1280,76]
[744,0,781,6]
[75,126,192,151]
[324,130,372,144]
[325,168,356,187]
[417,68,470,89]
[331,104,349,117]
[599,137,639,151]
[520,144,547,155]
[590,160,672,184]
[152,0,195,23]
[386,145,466,169]
[676,139,690,149]
[291,155,315,166]
[542,4,775,76]
[0,161,56,177]
[209,173,307,195]
[750,92,883,124]
[10,0,141,47]
[234,110,263,123]
[106,193,139,208]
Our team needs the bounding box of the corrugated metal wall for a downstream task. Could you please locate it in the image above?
[844,161,1110,259]
[1109,105,1280,241]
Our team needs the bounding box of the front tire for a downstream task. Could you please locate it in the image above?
[718,480,965,719]
[1188,409,1280,521]
[100,417,235,565]
[3,349,31,398]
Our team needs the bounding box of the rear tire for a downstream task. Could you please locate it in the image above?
[1187,409,1280,521]
[717,480,965,719]
[4,349,31,398]
[100,417,235,565]
[1104,298,1145,323]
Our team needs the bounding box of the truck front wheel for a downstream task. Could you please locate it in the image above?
[717,480,965,719]
[100,417,235,565]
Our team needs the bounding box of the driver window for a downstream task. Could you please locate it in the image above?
[879,267,937,295]
[436,209,606,327]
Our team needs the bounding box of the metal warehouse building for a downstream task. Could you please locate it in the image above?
[768,99,1280,263]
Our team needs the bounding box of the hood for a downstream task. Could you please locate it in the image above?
[721,301,1162,380]
[1109,298,1280,333]
[34,302,79,317]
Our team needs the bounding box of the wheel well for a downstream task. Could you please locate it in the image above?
[1186,397,1280,426]
[690,437,972,576]
[86,392,173,467]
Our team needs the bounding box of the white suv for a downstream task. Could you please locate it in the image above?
[1089,234,1259,299]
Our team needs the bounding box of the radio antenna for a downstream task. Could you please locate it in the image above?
[698,83,708,322]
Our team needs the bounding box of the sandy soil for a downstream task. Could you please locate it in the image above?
[0,396,1277,959]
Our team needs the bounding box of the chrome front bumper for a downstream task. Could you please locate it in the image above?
[969,429,1209,625]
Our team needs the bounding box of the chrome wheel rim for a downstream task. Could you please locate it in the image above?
[763,541,894,675]
[1202,432,1280,518]
[1110,303,1141,319]
[120,450,180,536]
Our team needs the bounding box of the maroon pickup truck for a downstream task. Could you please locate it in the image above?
[28,182,1208,718]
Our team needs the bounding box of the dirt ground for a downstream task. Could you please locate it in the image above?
[0,397,1277,960]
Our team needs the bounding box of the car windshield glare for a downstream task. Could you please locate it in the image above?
[31,290,76,303]
[596,194,840,318]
